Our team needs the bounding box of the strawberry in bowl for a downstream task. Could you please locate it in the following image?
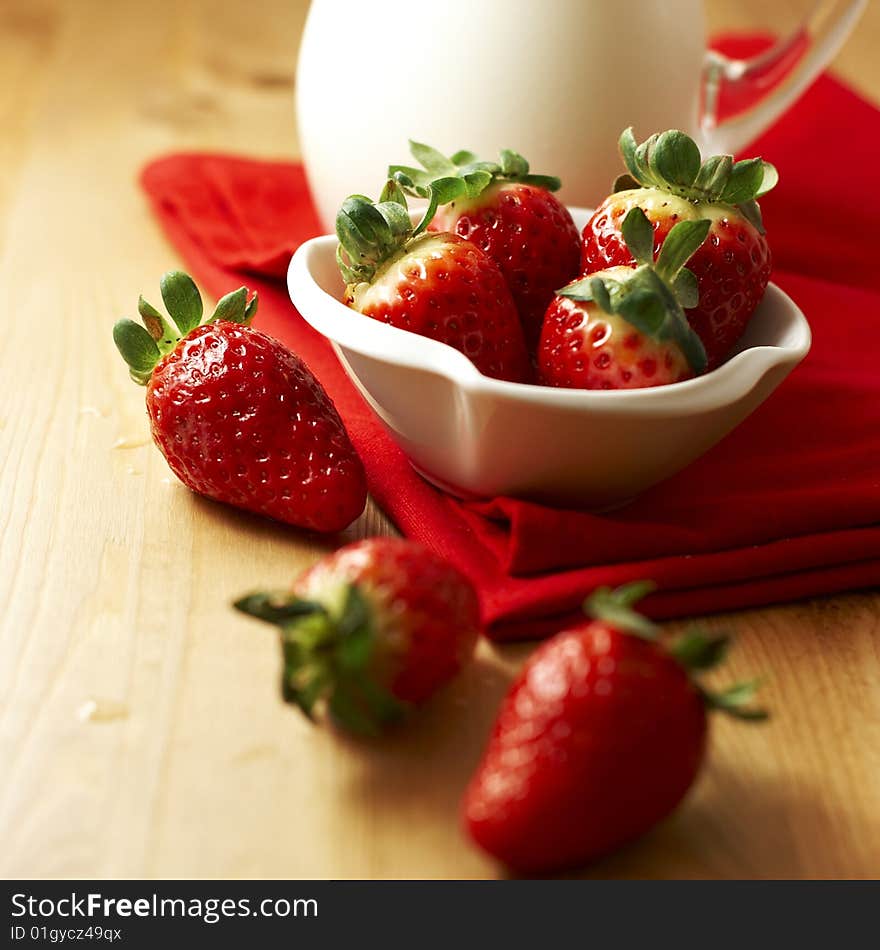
[582,128,778,368]
[390,142,581,348]
[337,179,530,383]
[539,207,710,389]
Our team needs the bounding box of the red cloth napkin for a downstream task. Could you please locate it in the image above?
[140,36,880,640]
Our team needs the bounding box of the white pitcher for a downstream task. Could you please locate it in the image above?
[296,0,866,229]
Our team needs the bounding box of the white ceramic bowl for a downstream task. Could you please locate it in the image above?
[288,207,811,509]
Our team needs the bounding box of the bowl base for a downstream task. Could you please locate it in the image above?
[410,464,485,502]
[411,463,638,513]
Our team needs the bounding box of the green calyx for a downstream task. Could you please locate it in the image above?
[584,581,768,721]
[614,127,778,234]
[234,584,407,736]
[335,178,419,286]
[559,207,710,374]
[338,143,562,285]
[112,271,258,385]
[389,140,560,212]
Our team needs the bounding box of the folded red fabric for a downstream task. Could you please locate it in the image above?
[140,36,880,639]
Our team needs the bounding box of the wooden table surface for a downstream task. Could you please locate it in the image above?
[1,0,878,880]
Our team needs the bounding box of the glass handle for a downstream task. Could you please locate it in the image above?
[699,0,867,155]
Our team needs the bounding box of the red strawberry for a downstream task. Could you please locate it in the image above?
[113,272,366,532]
[391,143,581,348]
[538,207,710,389]
[337,179,530,382]
[234,538,480,733]
[463,582,766,875]
[581,128,778,368]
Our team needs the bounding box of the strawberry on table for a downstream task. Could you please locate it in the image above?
[463,582,766,875]
[234,538,481,734]
[538,206,710,389]
[582,128,778,368]
[337,179,530,383]
[113,272,366,532]
[391,142,581,348]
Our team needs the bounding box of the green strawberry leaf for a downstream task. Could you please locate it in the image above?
[584,582,659,640]
[211,287,249,325]
[335,190,415,283]
[280,640,312,716]
[619,127,641,182]
[414,176,469,236]
[377,198,414,239]
[409,140,457,176]
[451,149,478,165]
[137,295,178,344]
[671,629,731,670]
[719,157,766,205]
[584,585,768,723]
[663,305,708,374]
[388,165,431,192]
[692,154,733,196]
[626,267,708,373]
[620,206,655,265]
[570,211,708,373]
[521,173,562,191]
[160,270,203,334]
[612,580,658,607]
[655,218,711,280]
[354,198,394,247]
[113,318,160,385]
[590,276,613,314]
[336,203,378,275]
[755,161,779,197]
[379,177,409,207]
[616,128,779,206]
[499,148,529,177]
[430,174,471,202]
[456,159,502,176]
[738,199,765,234]
[234,592,326,625]
[235,580,409,735]
[337,584,371,637]
[394,141,563,209]
[702,679,769,721]
[557,277,596,302]
[115,272,258,386]
[648,129,702,189]
[463,169,494,197]
[287,665,331,718]
[244,293,259,323]
[337,624,373,672]
[612,172,640,194]
[559,275,619,316]
[672,267,699,309]
[617,287,667,336]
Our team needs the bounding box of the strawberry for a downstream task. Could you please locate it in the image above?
[337,179,530,382]
[391,142,581,348]
[582,128,778,368]
[234,538,480,734]
[463,582,766,875]
[113,272,366,532]
[538,207,710,389]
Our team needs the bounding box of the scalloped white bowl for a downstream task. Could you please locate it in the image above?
[288,207,811,508]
